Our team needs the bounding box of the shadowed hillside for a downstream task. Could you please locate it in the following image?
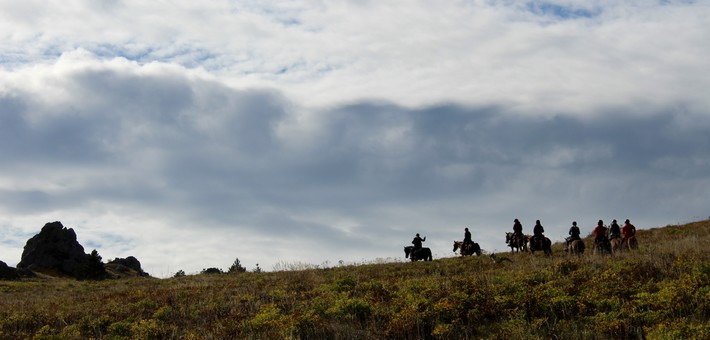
[1,220,709,339]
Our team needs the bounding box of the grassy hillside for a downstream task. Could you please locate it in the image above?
[1,220,709,339]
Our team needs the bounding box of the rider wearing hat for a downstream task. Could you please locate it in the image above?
[412,233,426,251]
[622,219,636,242]
[609,219,621,240]
[510,218,523,245]
[593,220,608,246]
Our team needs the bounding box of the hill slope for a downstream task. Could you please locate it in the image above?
[1,220,709,339]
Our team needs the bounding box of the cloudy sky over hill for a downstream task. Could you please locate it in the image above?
[1,1,709,275]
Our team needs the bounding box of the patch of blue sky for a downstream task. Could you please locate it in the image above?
[90,43,155,62]
[659,0,696,5]
[0,45,62,69]
[0,52,31,68]
[86,43,220,70]
[232,0,305,27]
[526,1,601,20]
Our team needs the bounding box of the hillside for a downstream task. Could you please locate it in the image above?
[1,220,709,339]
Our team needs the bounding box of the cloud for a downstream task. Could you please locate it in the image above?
[1,1,709,274]
[2,1,709,111]
[1,54,709,274]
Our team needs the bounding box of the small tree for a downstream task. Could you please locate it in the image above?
[82,249,107,280]
[253,263,262,273]
[173,270,186,278]
[228,258,247,273]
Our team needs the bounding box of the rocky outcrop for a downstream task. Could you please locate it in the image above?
[106,256,150,278]
[0,260,20,280]
[17,221,106,279]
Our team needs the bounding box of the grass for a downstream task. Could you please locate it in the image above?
[1,220,710,339]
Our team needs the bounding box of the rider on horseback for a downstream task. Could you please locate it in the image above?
[593,220,609,247]
[609,219,621,240]
[533,220,545,244]
[510,219,523,245]
[463,227,473,248]
[622,219,636,243]
[412,233,426,255]
[565,221,581,251]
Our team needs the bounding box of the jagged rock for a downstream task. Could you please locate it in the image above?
[0,260,20,280]
[107,256,149,277]
[17,221,106,279]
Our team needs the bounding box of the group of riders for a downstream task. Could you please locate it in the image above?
[409,227,476,259]
[508,219,551,253]
[409,218,638,260]
[507,218,637,252]
[565,218,636,251]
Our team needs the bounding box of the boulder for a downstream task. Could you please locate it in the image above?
[107,256,150,277]
[17,221,105,279]
[0,260,20,280]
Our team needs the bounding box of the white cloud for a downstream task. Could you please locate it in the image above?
[2,1,709,112]
[1,1,709,275]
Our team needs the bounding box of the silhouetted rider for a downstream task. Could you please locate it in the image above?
[412,233,426,251]
[464,227,473,246]
[510,218,523,245]
[566,221,581,249]
[609,219,621,240]
[533,220,545,243]
[513,219,523,236]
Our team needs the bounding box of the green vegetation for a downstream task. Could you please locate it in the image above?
[2,220,710,339]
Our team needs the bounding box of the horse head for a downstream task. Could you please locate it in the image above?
[404,246,411,258]
[505,232,512,244]
[453,241,461,252]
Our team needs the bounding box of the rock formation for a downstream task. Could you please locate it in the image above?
[0,260,20,280]
[106,256,150,277]
[17,221,106,279]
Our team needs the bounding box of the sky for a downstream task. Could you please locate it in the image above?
[1,0,709,276]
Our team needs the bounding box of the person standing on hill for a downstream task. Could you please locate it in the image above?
[609,219,621,240]
[622,219,636,242]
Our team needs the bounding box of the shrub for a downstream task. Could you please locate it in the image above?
[200,268,223,275]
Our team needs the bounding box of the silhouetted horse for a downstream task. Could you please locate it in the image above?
[505,232,528,253]
[594,237,612,255]
[453,241,481,256]
[528,236,552,256]
[610,237,622,254]
[404,246,433,261]
[567,239,585,255]
[622,236,638,251]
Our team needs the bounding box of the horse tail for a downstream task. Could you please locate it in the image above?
[427,249,433,261]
